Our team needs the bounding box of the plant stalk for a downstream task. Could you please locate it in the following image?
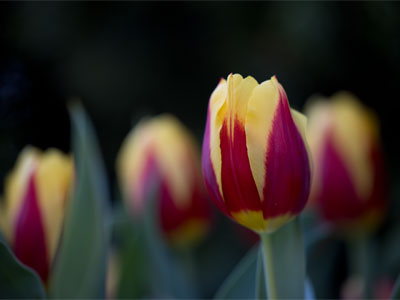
[260,232,278,299]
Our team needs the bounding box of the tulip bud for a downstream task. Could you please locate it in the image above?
[0,146,73,282]
[117,114,212,248]
[306,92,387,231]
[201,74,312,233]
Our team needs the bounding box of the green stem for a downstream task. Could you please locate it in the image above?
[260,232,278,299]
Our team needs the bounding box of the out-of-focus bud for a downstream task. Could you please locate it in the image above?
[117,114,212,248]
[0,146,73,282]
[201,74,312,233]
[306,92,387,231]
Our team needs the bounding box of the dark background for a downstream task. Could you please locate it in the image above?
[1,2,400,192]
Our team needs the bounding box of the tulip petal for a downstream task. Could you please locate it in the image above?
[1,147,41,243]
[262,83,311,219]
[208,78,228,201]
[220,118,262,214]
[245,77,280,199]
[13,173,49,282]
[160,178,210,247]
[329,93,375,201]
[316,134,362,221]
[202,106,228,215]
[35,150,73,262]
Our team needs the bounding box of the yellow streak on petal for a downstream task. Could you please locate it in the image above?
[1,147,41,243]
[231,210,293,233]
[116,118,154,213]
[209,79,228,199]
[306,93,379,203]
[151,115,201,209]
[35,149,73,261]
[166,218,210,249]
[117,115,201,211]
[305,98,332,203]
[245,77,280,200]
[226,74,258,139]
[291,109,313,174]
[330,92,376,201]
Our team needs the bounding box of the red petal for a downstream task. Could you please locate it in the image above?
[202,109,228,215]
[13,172,49,282]
[263,88,311,218]
[220,118,262,213]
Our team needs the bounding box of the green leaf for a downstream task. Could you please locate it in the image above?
[114,205,151,298]
[49,102,111,298]
[391,274,400,299]
[259,217,305,299]
[214,245,258,299]
[142,181,197,298]
[0,240,46,299]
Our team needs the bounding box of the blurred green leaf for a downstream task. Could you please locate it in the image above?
[260,218,305,299]
[114,205,150,298]
[214,245,258,299]
[391,275,400,299]
[49,102,111,298]
[142,181,197,298]
[0,240,46,299]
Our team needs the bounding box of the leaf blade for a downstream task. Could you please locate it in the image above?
[0,240,46,299]
[49,102,111,298]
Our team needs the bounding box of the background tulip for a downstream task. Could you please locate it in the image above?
[0,146,73,282]
[306,92,387,232]
[117,114,211,248]
[202,73,312,234]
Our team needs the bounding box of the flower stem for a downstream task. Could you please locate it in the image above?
[260,232,278,299]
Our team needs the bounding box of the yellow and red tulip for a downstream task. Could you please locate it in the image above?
[0,146,73,282]
[117,114,212,248]
[306,92,387,231]
[202,74,312,233]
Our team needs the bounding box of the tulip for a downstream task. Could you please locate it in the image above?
[0,146,73,282]
[201,73,312,234]
[306,92,387,231]
[117,114,211,248]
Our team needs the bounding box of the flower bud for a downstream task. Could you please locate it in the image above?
[0,146,73,282]
[306,92,387,231]
[117,114,212,248]
[202,74,312,233]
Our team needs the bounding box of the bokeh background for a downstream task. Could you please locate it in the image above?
[1,2,400,298]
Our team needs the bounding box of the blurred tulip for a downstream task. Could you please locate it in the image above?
[117,114,211,248]
[201,74,312,233]
[306,92,387,231]
[0,146,73,282]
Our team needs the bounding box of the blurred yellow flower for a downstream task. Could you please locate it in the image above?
[0,146,73,282]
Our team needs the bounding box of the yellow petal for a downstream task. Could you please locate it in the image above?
[330,92,375,201]
[245,77,280,200]
[208,78,228,200]
[152,115,201,209]
[291,108,313,174]
[116,118,154,213]
[117,114,202,211]
[35,149,73,261]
